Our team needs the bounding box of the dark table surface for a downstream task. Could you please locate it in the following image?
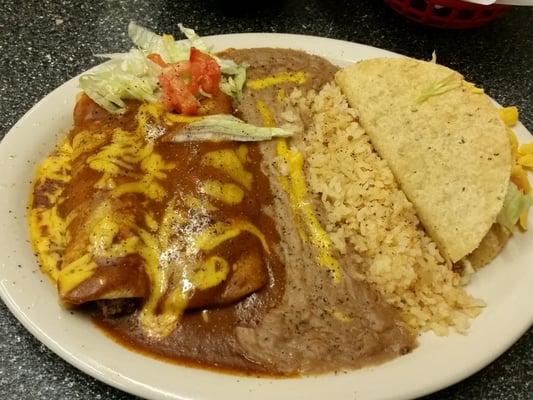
[0,0,532,399]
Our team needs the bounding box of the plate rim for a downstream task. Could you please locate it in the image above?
[1,32,532,400]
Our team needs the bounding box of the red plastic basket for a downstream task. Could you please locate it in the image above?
[384,0,511,28]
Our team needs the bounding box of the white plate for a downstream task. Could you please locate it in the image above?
[0,33,532,400]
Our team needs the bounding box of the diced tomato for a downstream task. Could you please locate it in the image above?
[147,53,167,67]
[188,47,221,95]
[171,61,191,82]
[159,74,199,115]
[156,48,221,115]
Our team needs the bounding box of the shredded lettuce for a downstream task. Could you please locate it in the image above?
[217,58,247,102]
[172,115,293,142]
[497,182,533,232]
[416,73,462,104]
[79,49,161,113]
[177,23,212,53]
[128,22,190,63]
[128,22,246,100]
[81,22,248,112]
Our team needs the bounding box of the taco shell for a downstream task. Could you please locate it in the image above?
[336,58,512,263]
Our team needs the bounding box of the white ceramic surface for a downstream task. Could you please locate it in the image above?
[0,33,532,400]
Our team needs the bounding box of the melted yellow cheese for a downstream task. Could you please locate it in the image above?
[518,153,533,168]
[89,215,119,255]
[277,139,341,284]
[188,256,230,290]
[247,71,308,90]
[276,88,286,103]
[158,287,190,332]
[201,180,245,205]
[158,200,186,249]
[87,128,149,189]
[135,218,234,337]
[106,139,174,201]
[195,220,269,253]
[165,113,204,124]
[58,254,97,296]
[135,102,167,141]
[112,176,167,200]
[112,151,174,200]
[137,102,165,124]
[137,228,173,335]
[29,206,67,281]
[141,152,175,180]
[145,212,159,232]
[503,108,533,230]
[136,101,204,127]
[183,195,218,213]
[499,106,518,127]
[520,210,529,230]
[87,205,140,259]
[58,201,140,295]
[28,138,73,280]
[36,140,72,183]
[277,173,308,243]
[255,100,276,128]
[72,130,106,160]
[106,237,141,259]
[254,98,341,283]
[138,200,194,336]
[511,165,531,194]
[519,142,533,155]
[201,149,253,190]
[235,144,248,164]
